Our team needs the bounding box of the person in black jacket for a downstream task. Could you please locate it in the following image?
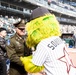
[0,27,7,75]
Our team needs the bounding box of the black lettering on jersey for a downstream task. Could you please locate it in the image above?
[47,44,55,50]
[47,37,63,50]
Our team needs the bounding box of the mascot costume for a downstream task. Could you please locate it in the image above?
[20,7,76,75]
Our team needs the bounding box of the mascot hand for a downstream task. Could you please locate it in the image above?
[20,55,44,73]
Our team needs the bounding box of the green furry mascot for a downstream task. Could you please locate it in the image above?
[20,7,61,73]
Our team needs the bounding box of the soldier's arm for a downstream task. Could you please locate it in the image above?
[24,41,32,56]
[6,39,23,66]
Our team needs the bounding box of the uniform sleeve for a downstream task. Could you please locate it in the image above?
[32,43,48,66]
[24,41,32,56]
[6,39,23,66]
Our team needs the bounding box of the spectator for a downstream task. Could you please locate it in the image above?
[69,39,75,48]
[0,28,8,75]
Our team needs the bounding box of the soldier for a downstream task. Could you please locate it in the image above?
[6,19,32,75]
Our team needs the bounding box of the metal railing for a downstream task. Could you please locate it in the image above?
[23,0,76,18]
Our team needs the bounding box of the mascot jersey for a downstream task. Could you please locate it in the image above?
[32,36,76,75]
[20,7,76,75]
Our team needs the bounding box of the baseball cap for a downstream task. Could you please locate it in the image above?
[30,7,50,20]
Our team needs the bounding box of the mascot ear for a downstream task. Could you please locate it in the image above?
[30,7,50,20]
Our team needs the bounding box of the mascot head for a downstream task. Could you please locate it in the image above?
[26,7,61,48]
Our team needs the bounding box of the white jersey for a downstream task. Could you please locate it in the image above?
[32,36,76,75]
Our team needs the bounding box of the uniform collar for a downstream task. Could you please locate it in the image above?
[15,33,23,40]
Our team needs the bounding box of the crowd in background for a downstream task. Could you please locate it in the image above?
[60,24,76,34]
[0,15,76,48]
[0,15,22,39]
[0,15,76,35]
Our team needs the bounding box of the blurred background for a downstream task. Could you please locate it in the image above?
[0,0,76,68]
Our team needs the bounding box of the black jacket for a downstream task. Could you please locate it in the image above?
[0,36,7,61]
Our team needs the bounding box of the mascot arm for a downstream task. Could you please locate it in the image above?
[20,55,44,73]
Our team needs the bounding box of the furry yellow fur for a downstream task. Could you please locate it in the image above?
[26,14,61,48]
